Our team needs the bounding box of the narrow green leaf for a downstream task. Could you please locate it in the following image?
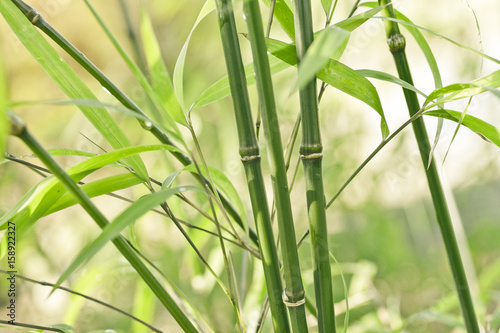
[82,0,185,146]
[335,5,384,32]
[266,38,388,137]
[425,109,500,148]
[0,145,182,254]
[50,324,77,333]
[47,149,97,158]
[424,70,500,110]
[182,164,247,228]
[132,279,156,333]
[192,6,384,110]
[162,170,183,189]
[46,173,144,216]
[173,0,215,109]
[394,10,442,89]
[0,0,149,181]
[321,0,333,16]
[54,186,199,290]
[295,25,350,91]
[140,8,187,126]
[357,69,427,97]
[261,0,295,40]
[193,56,289,108]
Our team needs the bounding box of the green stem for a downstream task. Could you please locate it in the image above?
[0,320,65,332]
[242,0,309,331]
[293,0,335,332]
[380,2,480,332]
[214,0,290,331]
[9,0,258,246]
[8,111,198,333]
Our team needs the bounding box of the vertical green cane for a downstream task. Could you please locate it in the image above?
[214,0,290,331]
[380,2,480,332]
[293,0,336,332]
[241,0,310,331]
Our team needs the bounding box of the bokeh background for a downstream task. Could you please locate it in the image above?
[1,0,500,332]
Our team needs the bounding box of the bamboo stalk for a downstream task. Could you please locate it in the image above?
[214,0,290,331]
[379,2,480,332]
[8,111,198,333]
[241,0,309,331]
[292,0,336,332]
[9,0,258,246]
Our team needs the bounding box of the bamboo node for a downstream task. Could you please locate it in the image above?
[26,9,40,25]
[8,110,26,137]
[31,14,41,24]
[300,153,323,160]
[282,291,305,307]
[241,155,261,162]
[388,33,406,52]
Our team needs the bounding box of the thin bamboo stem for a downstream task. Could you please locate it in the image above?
[242,0,309,331]
[9,0,258,246]
[214,0,290,331]
[293,0,335,332]
[380,2,480,332]
[8,111,198,333]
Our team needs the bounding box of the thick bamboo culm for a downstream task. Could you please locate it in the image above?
[293,0,336,332]
[214,0,290,331]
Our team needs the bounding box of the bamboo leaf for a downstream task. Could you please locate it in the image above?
[357,69,427,97]
[54,186,199,290]
[50,324,77,333]
[0,145,182,254]
[266,38,388,137]
[182,164,247,228]
[162,170,183,189]
[335,5,384,32]
[0,0,149,181]
[321,0,333,16]
[193,56,289,108]
[47,149,98,158]
[425,109,500,148]
[192,5,384,109]
[46,173,144,216]
[173,0,215,109]
[294,25,350,91]
[132,279,156,333]
[82,0,185,145]
[261,0,295,40]
[140,8,187,126]
[424,70,500,110]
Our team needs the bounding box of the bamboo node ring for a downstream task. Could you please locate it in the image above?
[300,153,323,160]
[241,155,261,162]
[282,291,306,307]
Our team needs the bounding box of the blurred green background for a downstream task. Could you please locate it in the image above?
[1,0,499,332]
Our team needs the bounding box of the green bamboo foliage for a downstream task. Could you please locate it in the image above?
[9,0,258,246]
[379,1,480,332]
[241,0,309,331]
[292,0,336,332]
[7,111,198,333]
[214,0,290,331]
